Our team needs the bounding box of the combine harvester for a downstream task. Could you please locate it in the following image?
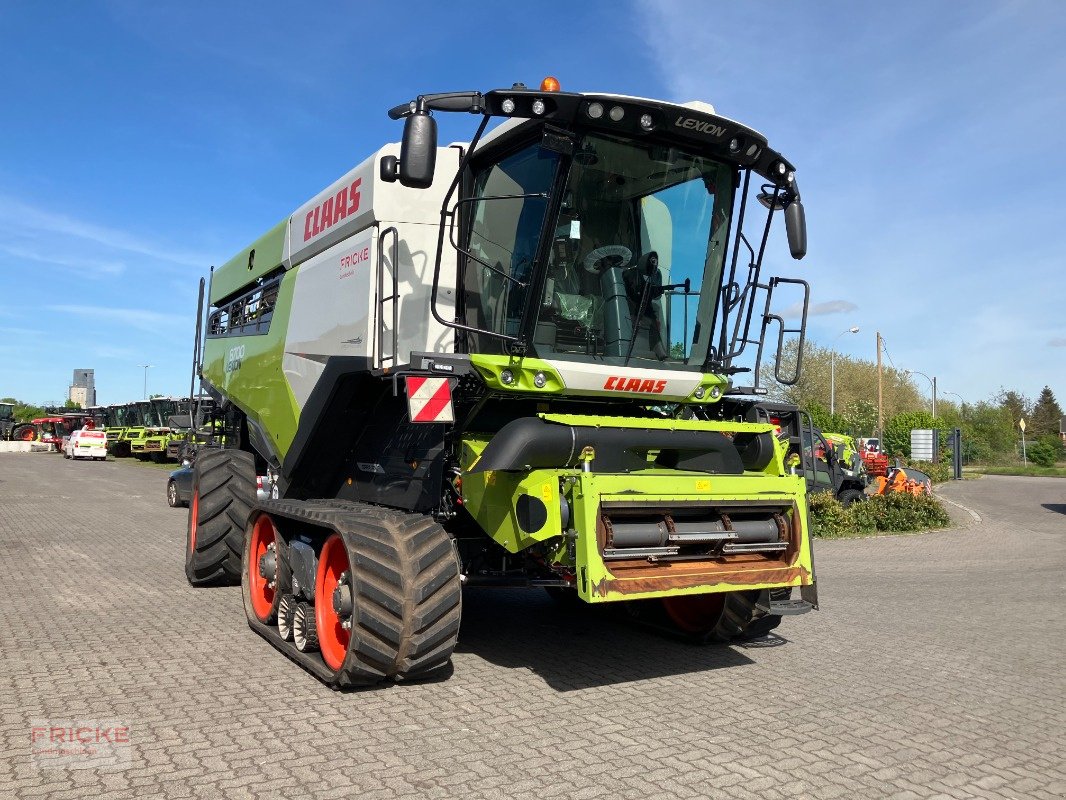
[104,403,148,457]
[186,79,817,686]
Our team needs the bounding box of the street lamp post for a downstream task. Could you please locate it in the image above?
[830,326,860,416]
[905,369,936,418]
[138,364,154,400]
[942,391,964,407]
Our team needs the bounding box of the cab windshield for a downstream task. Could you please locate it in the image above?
[463,131,734,369]
[152,400,178,425]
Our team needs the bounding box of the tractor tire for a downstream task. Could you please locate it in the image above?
[837,488,866,507]
[185,448,256,586]
[12,424,35,442]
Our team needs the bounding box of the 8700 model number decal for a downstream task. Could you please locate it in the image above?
[225,345,245,373]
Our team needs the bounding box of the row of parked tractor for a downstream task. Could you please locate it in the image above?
[0,397,217,463]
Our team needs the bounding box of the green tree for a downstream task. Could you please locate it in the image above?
[883,410,946,458]
[840,399,878,440]
[761,338,924,436]
[1030,386,1063,439]
[806,402,849,434]
[8,399,46,422]
[997,389,1031,431]
[958,400,1015,464]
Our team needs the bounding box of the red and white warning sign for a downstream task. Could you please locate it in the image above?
[405,376,454,424]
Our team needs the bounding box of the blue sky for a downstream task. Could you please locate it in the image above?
[1,0,1063,407]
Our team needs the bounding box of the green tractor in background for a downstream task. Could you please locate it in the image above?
[0,402,18,440]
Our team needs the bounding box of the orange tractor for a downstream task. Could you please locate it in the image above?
[12,417,73,448]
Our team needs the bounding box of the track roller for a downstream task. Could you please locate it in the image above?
[293,603,318,652]
[277,594,296,641]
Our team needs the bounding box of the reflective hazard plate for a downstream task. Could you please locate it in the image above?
[405,376,454,424]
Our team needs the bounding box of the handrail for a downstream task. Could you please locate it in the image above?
[377,226,400,368]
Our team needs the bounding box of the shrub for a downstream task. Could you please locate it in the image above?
[861,492,951,531]
[807,491,851,538]
[844,497,878,534]
[1027,439,1059,468]
[808,490,951,537]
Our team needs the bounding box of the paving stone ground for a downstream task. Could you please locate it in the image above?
[0,454,1063,799]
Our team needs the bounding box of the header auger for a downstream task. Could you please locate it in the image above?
[185,78,817,686]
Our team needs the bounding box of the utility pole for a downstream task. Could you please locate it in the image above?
[876,331,883,444]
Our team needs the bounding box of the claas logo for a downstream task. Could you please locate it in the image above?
[603,376,668,394]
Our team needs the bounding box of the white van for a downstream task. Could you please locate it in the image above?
[65,428,108,461]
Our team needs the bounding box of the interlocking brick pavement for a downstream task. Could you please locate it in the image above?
[0,454,1063,799]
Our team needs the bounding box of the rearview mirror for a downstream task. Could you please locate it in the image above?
[399,110,437,189]
[785,200,806,259]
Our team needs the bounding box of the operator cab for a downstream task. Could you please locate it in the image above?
[385,82,810,390]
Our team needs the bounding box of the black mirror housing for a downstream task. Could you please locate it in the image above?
[380,155,399,183]
[785,200,807,260]
[399,111,437,189]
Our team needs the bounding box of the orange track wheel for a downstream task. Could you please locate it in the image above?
[661,593,726,634]
[17,427,35,441]
[315,534,352,671]
[247,514,280,622]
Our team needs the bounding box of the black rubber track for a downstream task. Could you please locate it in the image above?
[185,448,255,586]
[247,499,462,687]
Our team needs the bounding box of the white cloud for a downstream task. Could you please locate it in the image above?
[46,304,185,333]
[0,195,210,269]
[1050,338,1066,348]
[91,344,144,361]
[782,299,858,319]
[0,243,125,276]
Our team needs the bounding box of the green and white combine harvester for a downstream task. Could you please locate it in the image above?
[127,397,191,461]
[104,402,147,456]
[186,79,816,686]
